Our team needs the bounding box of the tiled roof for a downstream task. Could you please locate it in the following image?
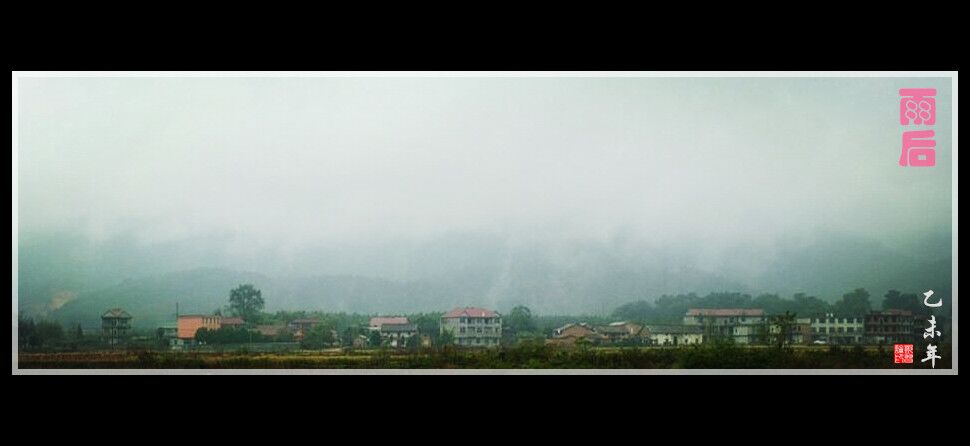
[685,308,764,317]
[443,307,498,318]
[596,325,629,334]
[873,309,914,316]
[291,318,319,324]
[644,325,704,335]
[380,324,418,333]
[555,322,592,332]
[370,316,409,327]
[101,308,132,319]
[255,325,284,336]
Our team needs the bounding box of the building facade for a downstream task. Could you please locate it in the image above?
[177,315,223,340]
[101,308,132,344]
[368,316,419,347]
[865,309,917,344]
[379,323,419,347]
[440,307,502,347]
[548,323,603,346]
[810,314,864,344]
[683,309,766,344]
[643,325,704,346]
[595,321,643,343]
[369,316,409,331]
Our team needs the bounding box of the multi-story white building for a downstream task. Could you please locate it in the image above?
[642,325,704,346]
[440,307,502,347]
[369,316,417,348]
[810,314,864,344]
[683,308,766,344]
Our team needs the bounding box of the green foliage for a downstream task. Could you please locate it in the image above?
[367,330,383,347]
[769,311,797,348]
[613,291,840,324]
[409,312,442,337]
[195,327,266,344]
[833,288,871,316]
[228,284,264,324]
[611,300,655,322]
[405,334,422,350]
[300,323,337,349]
[790,293,830,315]
[506,306,537,333]
[340,326,363,346]
[436,329,454,347]
[881,289,927,315]
[18,314,65,349]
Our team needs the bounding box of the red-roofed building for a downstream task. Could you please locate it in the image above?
[177,315,222,340]
[442,307,498,318]
[440,307,502,347]
[683,308,767,344]
[177,315,247,340]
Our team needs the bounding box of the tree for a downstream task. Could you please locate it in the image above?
[228,284,264,323]
[612,300,655,322]
[505,306,537,342]
[341,326,361,347]
[753,294,785,315]
[769,311,797,348]
[195,327,211,344]
[882,290,924,314]
[18,314,36,347]
[75,323,84,340]
[26,319,64,348]
[437,330,454,347]
[405,333,422,350]
[791,292,830,316]
[17,316,68,350]
[368,330,383,347]
[834,288,872,316]
[301,323,336,349]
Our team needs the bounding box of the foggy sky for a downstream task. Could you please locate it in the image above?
[17,76,953,272]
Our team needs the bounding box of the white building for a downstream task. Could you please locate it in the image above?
[683,308,766,344]
[440,307,502,347]
[643,325,704,346]
[811,314,864,344]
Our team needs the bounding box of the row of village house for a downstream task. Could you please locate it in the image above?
[101,306,505,348]
[100,306,930,347]
[550,308,926,346]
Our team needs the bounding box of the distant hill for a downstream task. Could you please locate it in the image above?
[24,230,952,328]
[49,268,272,329]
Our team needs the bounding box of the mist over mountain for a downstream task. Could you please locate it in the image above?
[16,77,953,329]
[20,229,951,329]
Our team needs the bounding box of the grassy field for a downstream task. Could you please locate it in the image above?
[16,343,952,369]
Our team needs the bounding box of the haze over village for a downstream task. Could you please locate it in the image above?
[17,76,952,334]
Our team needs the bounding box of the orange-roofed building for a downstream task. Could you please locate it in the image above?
[177,315,223,340]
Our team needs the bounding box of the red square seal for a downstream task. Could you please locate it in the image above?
[894,344,914,364]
